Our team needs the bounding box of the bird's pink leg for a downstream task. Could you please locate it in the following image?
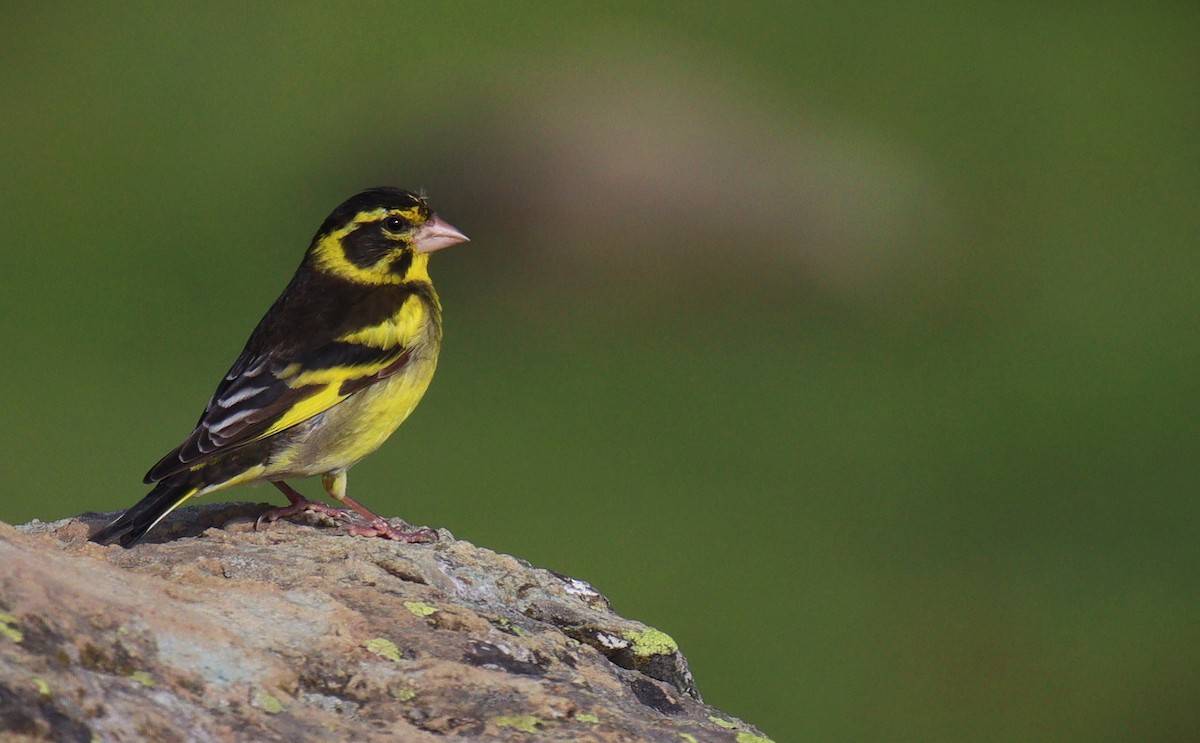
[255,479,436,543]
[255,481,357,530]
[335,491,437,543]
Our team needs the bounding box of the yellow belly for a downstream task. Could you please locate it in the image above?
[264,350,439,478]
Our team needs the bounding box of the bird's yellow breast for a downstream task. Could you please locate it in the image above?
[266,290,441,477]
[295,351,439,471]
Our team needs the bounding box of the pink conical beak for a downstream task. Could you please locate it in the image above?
[412,215,469,253]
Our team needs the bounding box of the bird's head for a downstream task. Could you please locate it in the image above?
[308,187,468,285]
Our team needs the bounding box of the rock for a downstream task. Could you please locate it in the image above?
[0,503,772,742]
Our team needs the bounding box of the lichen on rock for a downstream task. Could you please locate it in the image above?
[0,502,772,742]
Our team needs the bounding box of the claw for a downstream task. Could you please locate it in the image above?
[254,498,355,531]
[258,481,437,542]
[345,519,438,543]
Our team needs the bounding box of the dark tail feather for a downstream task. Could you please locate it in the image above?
[91,475,200,547]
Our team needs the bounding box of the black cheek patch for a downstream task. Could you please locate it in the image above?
[341,223,395,268]
[389,250,413,277]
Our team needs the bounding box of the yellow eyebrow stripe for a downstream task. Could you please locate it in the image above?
[311,208,400,285]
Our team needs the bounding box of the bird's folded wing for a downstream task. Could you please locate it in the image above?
[144,341,412,483]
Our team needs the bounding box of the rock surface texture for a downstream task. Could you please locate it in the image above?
[1,503,771,742]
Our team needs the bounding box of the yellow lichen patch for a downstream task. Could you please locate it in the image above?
[710,716,738,729]
[390,686,417,701]
[623,627,678,657]
[364,637,403,662]
[736,733,776,743]
[403,600,438,617]
[493,715,542,733]
[255,690,283,714]
[32,677,51,697]
[490,616,530,637]
[129,671,154,687]
[679,734,700,743]
[575,712,600,724]
[0,613,22,643]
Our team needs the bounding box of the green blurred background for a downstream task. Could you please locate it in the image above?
[2,3,1197,740]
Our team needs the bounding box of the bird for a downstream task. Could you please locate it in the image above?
[91,187,468,547]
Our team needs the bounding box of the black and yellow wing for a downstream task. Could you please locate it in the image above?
[144,274,426,484]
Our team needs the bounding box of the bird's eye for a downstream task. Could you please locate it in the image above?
[383,216,406,233]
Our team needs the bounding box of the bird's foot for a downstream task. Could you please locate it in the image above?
[344,518,438,543]
[255,498,355,531]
